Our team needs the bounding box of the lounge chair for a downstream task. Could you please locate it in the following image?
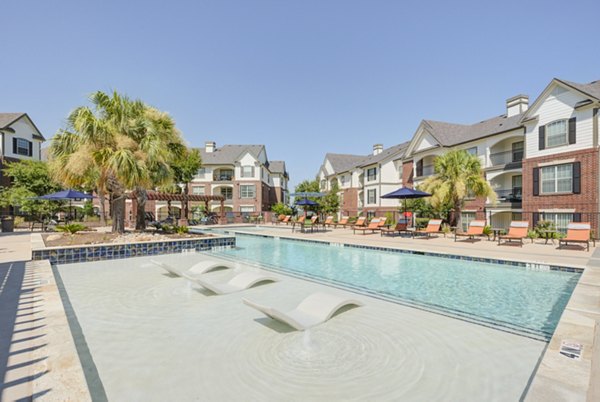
[334,216,350,228]
[455,220,488,242]
[243,292,364,331]
[323,216,335,228]
[413,219,442,238]
[301,216,319,232]
[182,271,279,295]
[283,215,292,225]
[150,259,233,277]
[350,216,367,231]
[497,221,529,247]
[380,220,410,237]
[274,214,286,225]
[353,218,381,234]
[559,222,594,251]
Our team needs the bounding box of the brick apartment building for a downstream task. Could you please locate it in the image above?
[316,77,600,233]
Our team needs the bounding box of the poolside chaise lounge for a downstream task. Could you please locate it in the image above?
[559,222,594,251]
[274,214,286,225]
[353,218,381,235]
[334,216,350,228]
[350,216,367,231]
[323,216,335,228]
[283,215,292,225]
[454,220,488,242]
[182,271,279,295]
[413,219,442,239]
[243,292,364,331]
[150,259,233,277]
[497,221,529,247]
[380,220,410,237]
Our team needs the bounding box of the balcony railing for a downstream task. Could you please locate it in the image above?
[415,165,434,178]
[213,175,234,181]
[494,187,522,202]
[489,150,523,167]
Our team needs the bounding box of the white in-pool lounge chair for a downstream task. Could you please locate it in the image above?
[182,271,279,295]
[150,259,233,277]
[243,292,364,331]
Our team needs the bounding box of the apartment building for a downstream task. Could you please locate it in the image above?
[0,113,45,215]
[316,77,600,233]
[155,141,288,218]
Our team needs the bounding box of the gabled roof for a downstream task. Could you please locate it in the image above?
[422,113,524,148]
[325,153,366,174]
[268,160,286,174]
[357,141,410,167]
[556,78,600,101]
[198,144,265,165]
[0,113,45,140]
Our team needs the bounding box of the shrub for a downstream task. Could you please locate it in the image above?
[441,223,452,234]
[483,225,493,237]
[415,217,430,229]
[271,202,293,216]
[176,225,189,234]
[527,230,539,239]
[56,223,88,235]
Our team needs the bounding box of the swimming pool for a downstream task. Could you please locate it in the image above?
[209,233,580,340]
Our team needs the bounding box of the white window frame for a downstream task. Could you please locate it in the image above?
[367,189,376,204]
[220,187,233,200]
[545,119,569,148]
[541,164,573,194]
[240,184,256,199]
[540,212,573,234]
[192,186,205,195]
[465,146,477,156]
[16,138,30,156]
[241,166,254,178]
[240,206,255,213]
[366,167,377,182]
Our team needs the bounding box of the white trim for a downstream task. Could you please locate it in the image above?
[537,158,575,167]
[538,208,576,213]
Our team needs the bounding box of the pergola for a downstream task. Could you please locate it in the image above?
[129,191,226,225]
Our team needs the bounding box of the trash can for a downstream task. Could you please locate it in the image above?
[1,217,14,232]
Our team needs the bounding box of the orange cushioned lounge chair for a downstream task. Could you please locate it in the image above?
[380,219,410,237]
[497,221,529,247]
[349,216,366,229]
[353,218,381,235]
[413,219,442,239]
[283,215,292,225]
[334,216,351,228]
[559,222,594,251]
[454,220,488,242]
[323,216,335,228]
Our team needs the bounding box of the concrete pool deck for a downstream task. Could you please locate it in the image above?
[56,254,547,401]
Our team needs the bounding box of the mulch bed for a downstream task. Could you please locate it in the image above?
[42,230,210,247]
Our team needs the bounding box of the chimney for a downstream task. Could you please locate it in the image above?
[506,95,529,117]
[373,144,383,155]
[205,141,216,153]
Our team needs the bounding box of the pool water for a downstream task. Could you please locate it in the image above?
[211,234,580,340]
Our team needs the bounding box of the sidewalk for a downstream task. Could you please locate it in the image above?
[0,232,32,263]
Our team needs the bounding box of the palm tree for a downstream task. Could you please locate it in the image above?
[50,91,185,233]
[420,149,496,228]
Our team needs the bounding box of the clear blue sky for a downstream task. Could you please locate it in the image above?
[2,0,599,190]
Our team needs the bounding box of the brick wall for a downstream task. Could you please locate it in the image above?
[464,197,487,220]
[340,188,358,216]
[402,161,414,188]
[522,148,599,232]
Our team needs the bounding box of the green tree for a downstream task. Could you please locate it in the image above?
[0,160,62,219]
[421,149,496,228]
[169,147,202,224]
[321,181,340,215]
[271,202,292,216]
[50,91,185,233]
[294,179,321,213]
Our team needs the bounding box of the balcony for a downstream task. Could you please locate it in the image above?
[488,150,523,170]
[415,164,434,179]
[489,187,522,208]
[213,174,234,182]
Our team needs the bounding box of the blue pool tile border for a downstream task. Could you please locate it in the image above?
[218,230,584,274]
[32,236,236,265]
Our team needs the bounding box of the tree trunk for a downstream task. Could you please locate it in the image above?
[98,188,107,226]
[111,194,126,233]
[135,188,148,231]
[183,183,189,219]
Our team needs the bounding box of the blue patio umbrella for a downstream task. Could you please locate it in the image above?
[294,197,319,217]
[35,189,94,223]
[381,187,431,224]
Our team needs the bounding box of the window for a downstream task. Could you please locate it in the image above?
[461,212,476,232]
[320,179,327,190]
[220,187,233,200]
[340,175,346,186]
[367,167,377,181]
[466,147,477,156]
[512,141,524,162]
[546,120,568,148]
[192,186,205,195]
[541,164,573,194]
[240,184,256,198]
[540,213,573,234]
[196,168,206,177]
[240,206,255,213]
[241,166,254,178]
[367,189,376,204]
[15,138,31,156]
[367,211,376,219]
[512,175,522,199]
